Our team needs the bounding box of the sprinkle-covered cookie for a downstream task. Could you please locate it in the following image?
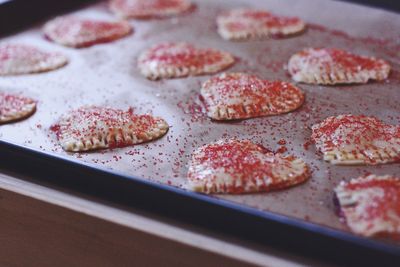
[288,48,390,85]
[311,114,400,165]
[0,92,36,124]
[201,72,304,120]
[138,42,235,80]
[217,8,306,41]
[110,0,192,19]
[187,139,310,194]
[335,175,400,237]
[0,44,67,75]
[43,16,132,48]
[51,106,169,152]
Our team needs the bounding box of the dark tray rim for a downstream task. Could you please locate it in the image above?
[0,140,399,266]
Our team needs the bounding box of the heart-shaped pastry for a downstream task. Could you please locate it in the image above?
[51,106,169,152]
[0,92,36,124]
[187,139,310,194]
[335,174,400,237]
[217,8,306,41]
[311,114,400,165]
[110,0,192,19]
[201,72,304,120]
[43,16,132,48]
[0,44,68,75]
[288,48,391,85]
[138,42,235,80]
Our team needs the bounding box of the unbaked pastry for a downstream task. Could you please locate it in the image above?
[110,0,191,19]
[335,174,400,237]
[43,16,132,48]
[138,42,235,80]
[201,72,304,120]
[51,106,169,152]
[0,44,67,75]
[217,8,306,41]
[0,92,36,124]
[187,139,310,194]
[311,114,400,165]
[288,48,390,85]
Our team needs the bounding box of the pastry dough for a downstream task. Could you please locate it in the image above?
[217,8,306,41]
[0,44,67,75]
[43,16,132,48]
[288,48,390,85]
[138,42,235,80]
[110,0,191,19]
[335,175,400,237]
[51,106,169,152]
[187,139,310,194]
[311,114,400,165]
[201,72,304,120]
[0,92,36,124]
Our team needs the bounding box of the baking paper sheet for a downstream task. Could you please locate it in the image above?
[0,0,399,236]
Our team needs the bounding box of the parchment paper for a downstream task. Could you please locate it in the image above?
[0,0,399,236]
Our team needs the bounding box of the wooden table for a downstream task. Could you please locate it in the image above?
[0,169,336,267]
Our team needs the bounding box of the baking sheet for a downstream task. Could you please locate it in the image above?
[0,0,399,236]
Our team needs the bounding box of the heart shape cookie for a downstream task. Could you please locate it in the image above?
[187,139,310,194]
[288,48,391,85]
[110,0,192,19]
[335,174,400,237]
[200,72,304,120]
[311,114,400,165]
[0,44,68,76]
[43,16,132,48]
[51,106,169,152]
[217,8,306,41]
[138,42,235,80]
[0,92,36,124]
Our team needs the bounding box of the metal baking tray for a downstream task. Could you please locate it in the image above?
[0,0,399,265]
